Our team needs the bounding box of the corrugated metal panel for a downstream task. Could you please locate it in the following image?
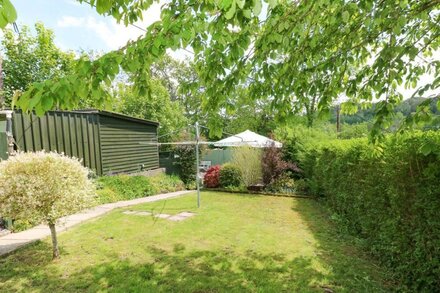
[11,110,159,176]
[12,110,102,175]
[0,115,7,160]
[202,149,234,166]
[99,115,158,175]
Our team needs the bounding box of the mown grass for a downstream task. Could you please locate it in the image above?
[0,192,394,292]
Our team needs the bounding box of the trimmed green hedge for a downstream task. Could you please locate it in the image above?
[302,131,440,290]
[96,174,185,204]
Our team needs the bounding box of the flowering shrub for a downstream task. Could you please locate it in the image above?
[0,152,95,258]
[203,165,221,188]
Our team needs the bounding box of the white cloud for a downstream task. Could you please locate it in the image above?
[58,15,85,27]
[56,3,162,50]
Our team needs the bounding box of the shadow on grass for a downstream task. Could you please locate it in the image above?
[0,244,326,292]
[293,199,395,292]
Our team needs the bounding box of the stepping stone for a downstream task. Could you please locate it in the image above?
[135,211,152,216]
[154,214,171,219]
[168,212,196,222]
[122,211,151,216]
[177,212,195,218]
[168,215,187,221]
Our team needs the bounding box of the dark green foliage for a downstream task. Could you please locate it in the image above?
[96,174,185,203]
[293,178,308,194]
[264,173,295,195]
[219,163,242,188]
[301,131,440,291]
[174,145,197,187]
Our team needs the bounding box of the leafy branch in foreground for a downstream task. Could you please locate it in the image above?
[4,0,440,139]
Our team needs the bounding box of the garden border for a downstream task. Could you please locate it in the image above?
[204,188,311,198]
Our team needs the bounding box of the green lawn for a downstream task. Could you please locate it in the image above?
[0,192,393,292]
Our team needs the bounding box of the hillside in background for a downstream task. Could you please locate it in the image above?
[330,97,439,125]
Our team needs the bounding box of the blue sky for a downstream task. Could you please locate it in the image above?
[9,0,162,53]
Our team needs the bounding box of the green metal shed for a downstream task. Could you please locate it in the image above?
[1,110,159,175]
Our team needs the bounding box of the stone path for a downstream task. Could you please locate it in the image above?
[0,190,193,257]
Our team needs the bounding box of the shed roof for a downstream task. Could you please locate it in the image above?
[73,109,159,126]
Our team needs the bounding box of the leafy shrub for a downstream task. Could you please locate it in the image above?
[174,145,197,187]
[223,184,247,192]
[0,151,95,258]
[184,180,197,190]
[265,173,295,194]
[203,165,221,188]
[96,174,185,204]
[277,124,336,166]
[149,174,186,193]
[293,178,308,194]
[97,175,154,201]
[338,123,369,139]
[301,131,440,290]
[262,142,301,185]
[231,146,262,186]
[219,163,242,188]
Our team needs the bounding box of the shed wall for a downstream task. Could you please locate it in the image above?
[99,115,158,175]
[12,111,102,174]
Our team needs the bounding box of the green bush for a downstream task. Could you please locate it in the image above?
[293,178,308,194]
[219,163,243,188]
[264,173,295,194]
[277,124,336,171]
[149,174,186,193]
[96,174,185,204]
[300,131,440,291]
[174,145,197,188]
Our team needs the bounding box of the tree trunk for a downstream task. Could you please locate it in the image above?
[336,105,341,134]
[306,113,314,128]
[48,223,59,259]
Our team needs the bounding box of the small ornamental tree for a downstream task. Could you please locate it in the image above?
[203,165,221,188]
[0,152,95,258]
